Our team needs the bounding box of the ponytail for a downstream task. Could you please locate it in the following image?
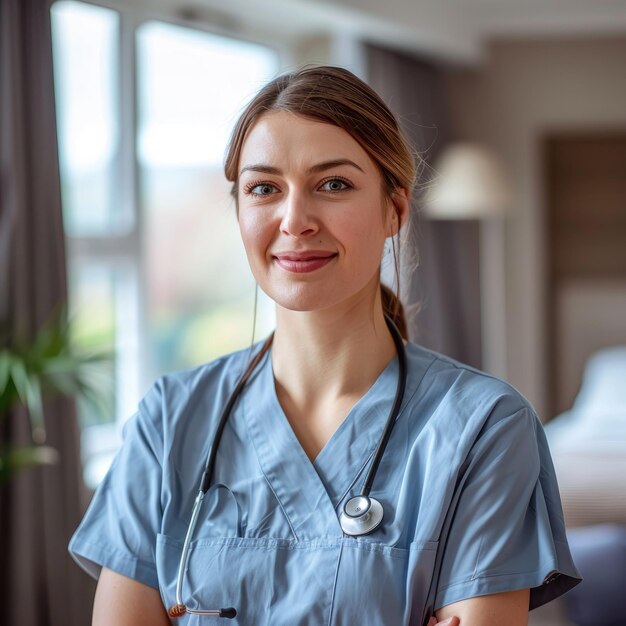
[381,283,408,341]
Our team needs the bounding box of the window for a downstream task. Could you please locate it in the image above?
[51,1,279,488]
[137,21,277,375]
[51,1,123,237]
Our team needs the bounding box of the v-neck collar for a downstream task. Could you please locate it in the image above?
[242,349,341,540]
[311,356,400,508]
[241,347,414,540]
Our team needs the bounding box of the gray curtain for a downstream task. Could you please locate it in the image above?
[366,44,482,368]
[0,0,95,624]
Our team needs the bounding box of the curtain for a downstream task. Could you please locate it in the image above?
[0,0,95,624]
[366,44,482,368]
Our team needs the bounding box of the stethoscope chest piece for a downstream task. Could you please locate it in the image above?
[339,495,384,536]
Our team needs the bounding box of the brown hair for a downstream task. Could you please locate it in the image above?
[224,65,419,339]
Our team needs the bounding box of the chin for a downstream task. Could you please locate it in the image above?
[273,294,335,314]
[260,283,345,314]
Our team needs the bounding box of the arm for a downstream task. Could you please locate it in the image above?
[435,588,530,625]
[427,617,460,626]
[93,567,171,626]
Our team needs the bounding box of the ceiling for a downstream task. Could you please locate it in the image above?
[120,0,626,64]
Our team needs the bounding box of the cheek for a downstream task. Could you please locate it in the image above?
[238,211,270,259]
[340,209,387,256]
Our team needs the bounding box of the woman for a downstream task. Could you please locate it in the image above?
[69,66,581,625]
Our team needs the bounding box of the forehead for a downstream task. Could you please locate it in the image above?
[238,111,377,173]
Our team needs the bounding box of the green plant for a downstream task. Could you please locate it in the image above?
[0,315,110,484]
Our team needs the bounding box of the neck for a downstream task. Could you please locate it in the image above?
[271,291,398,406]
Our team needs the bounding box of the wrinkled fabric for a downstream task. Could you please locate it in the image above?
[69,342,581,624]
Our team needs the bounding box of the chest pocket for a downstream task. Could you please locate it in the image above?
[331,539,438,626]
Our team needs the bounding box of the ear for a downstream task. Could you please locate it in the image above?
[385,187,410,237]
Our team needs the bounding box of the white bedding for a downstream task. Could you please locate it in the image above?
[545,346,626,527]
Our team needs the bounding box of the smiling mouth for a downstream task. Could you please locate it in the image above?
[272,252,338,274]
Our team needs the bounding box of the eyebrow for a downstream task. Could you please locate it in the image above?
[238,158,365,177]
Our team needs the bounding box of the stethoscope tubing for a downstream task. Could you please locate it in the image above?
[361,318,406,496]
[173,336,272,614]
[170,315,407,618]
[199,334,273,495]
[174,491,204,610]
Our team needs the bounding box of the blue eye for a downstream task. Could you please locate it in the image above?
[320,178,350,192]
[246,182,278,197]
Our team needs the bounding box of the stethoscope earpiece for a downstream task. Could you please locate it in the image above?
[339,495,384,536]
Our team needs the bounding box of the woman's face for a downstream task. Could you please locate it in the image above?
[236,111,405,314]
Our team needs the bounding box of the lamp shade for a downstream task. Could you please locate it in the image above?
[423,143,513,219]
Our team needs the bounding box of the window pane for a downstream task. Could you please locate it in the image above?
[137,22,278,375]
[67,263,117,487]
[68,261,143,487]
[68,263,117,429]
[51,1,125,236]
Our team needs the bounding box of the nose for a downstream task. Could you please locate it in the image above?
[279,191,319,238]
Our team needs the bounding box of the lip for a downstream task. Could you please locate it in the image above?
[272,250,338,273]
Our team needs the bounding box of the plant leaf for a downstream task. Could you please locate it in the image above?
[0,445,59,484]
[9,358,30,408]
[0,350,11,394]
[2,311,113,459]
[7,357,46,439]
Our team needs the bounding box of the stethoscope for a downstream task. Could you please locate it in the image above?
[168,315,407,619]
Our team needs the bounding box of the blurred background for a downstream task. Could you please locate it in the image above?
[1,0,625,624]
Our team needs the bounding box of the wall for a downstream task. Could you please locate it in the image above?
[443,37,626,419]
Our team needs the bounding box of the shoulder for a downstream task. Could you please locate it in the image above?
[135,342,263,439]
[404,342,538,440]
[143,344,254,402]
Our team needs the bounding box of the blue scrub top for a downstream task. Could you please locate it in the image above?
[69,342,582,624]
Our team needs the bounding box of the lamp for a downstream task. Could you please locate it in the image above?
[423,143,512,219]
[422,143,514,377]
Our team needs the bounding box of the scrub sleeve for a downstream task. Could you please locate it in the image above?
[68,385,163,588]
[434,406,581,611]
